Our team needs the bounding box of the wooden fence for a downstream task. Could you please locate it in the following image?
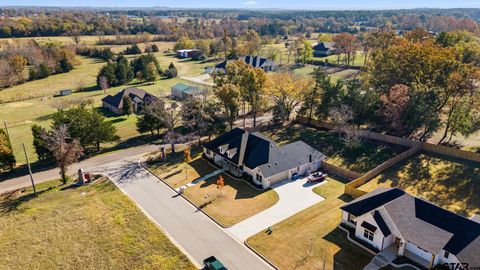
[321,161,362,180]
[296,116,480,163]
[296,116,480,198]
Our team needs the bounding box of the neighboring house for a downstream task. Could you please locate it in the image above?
[340,188,480,269]
[313,42,337,57]
[176,49,201,58]
[102,87,160,115]
[170,83,206,100]
[202,128,326,188]
[213,55,277,73]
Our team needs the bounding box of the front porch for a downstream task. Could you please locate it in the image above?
[382,244,430,270]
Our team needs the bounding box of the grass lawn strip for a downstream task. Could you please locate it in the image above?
[0,178,195,270]
[358,151,480,217]
[246,176,373,270]
[183,172,279,227]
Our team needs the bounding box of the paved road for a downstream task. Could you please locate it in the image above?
[0,144,161,194]
[93,157,272,270]
[227,178,326,241]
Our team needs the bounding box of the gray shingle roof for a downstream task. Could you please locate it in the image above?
[342,188,480,266]
[203,128,325,177]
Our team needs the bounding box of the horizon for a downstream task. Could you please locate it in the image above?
[1,0,480,10]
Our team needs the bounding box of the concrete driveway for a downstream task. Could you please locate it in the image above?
[227,178,326,241]
[92,157,272,270]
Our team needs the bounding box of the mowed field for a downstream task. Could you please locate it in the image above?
[0,39,214,165]
[0,177,195,269]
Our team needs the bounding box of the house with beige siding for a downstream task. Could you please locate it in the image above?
[202,128,326,188]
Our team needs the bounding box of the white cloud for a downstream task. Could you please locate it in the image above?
[244,0,258,5]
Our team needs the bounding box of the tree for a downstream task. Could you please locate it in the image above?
[32,124,53,163]
[333,32,358,66]
[42,125,83,184]
[315,75,344,121]
[243,29,261,55]
[164,62,178,78]
[329,105,362,149]
[0,128,15,172]
[213,83,240,129]
[124,44,142,55]
[151,44,159,52]
[216,175,225,197]
[163,102,182,153]
[174,36,194,50]
[299,39,313,64]
[268,72,313,124]
[298,67,325,122]
[136,100,166,135]
[184,146,192,163]
[98,76,109,93]
[123,96,134,117]
[145,62,159,82]
[114,55,134,85]
[51,105,119,151]
[377,84,412,136]
[8,54,27,83]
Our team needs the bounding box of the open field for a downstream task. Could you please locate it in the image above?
[263,124,407,173]
[0,177,195,270]
[0,39,214,165]
[183,172,279,227]
[247,176,373,269]
[358,151,480,217]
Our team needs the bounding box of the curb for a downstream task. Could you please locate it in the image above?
[96,173,203,269]
[140,160,231,229]
[244,239,280,270]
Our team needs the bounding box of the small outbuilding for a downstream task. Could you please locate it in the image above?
[171,83,206,100]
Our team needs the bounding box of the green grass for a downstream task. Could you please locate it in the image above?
[183,172,279,227]
[313,51,367,67]
[0,177,195,270]
[358,151,480,217]
[247,176,373,269]
[263,124,407,173]
[0,40,214,165]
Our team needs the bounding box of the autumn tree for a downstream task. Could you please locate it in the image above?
[268,72,313,124]
[0,128,15,172]
[42,125,83,184]
[8,54,27,83]
[184,145,192,163]
[377,84,413,136]
[213,83,240,129]
[216,175,225,197]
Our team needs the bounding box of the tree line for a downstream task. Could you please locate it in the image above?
[0,40,76,88]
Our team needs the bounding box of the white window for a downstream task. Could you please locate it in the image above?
[256,174,263,182]
[364,229,374,241]
[206,149,211,155]
[347,214,357,225]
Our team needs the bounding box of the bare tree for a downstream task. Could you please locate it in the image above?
[163,102,182,153]
[98,76,109,94]
[329,105,362,149]
[42,125,83,184]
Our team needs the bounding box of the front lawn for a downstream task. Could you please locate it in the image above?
[264,124,407,173]
[183,173,279,227]
[246,176,373,269]
[0,178,195,270]
[148,145,218,189]
[358,152,480,217]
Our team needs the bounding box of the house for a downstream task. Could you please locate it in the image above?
[176,49,201,59]
[213,55,277,73]
[313,42,337,57]
[170,83,206,100]
[101,87,160,115]
[202,128,326,188]
[340,188,480,269]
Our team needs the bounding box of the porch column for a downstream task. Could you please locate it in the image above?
[398,240,406,257]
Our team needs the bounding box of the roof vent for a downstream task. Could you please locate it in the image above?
[275,162,278,165]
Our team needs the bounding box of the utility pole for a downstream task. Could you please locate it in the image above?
[3,120,11,146]
[22,143,36,195]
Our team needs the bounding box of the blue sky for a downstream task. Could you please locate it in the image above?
[2,0,480,9]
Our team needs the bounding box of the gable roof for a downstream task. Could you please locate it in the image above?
[214,56,276,71]
[203,128,325,177]
[101,88,157,109]
[313,42,336,51]
[342,188,480,265]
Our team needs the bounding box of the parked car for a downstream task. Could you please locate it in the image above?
[203,256,227,270]
[307,171,327,183]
